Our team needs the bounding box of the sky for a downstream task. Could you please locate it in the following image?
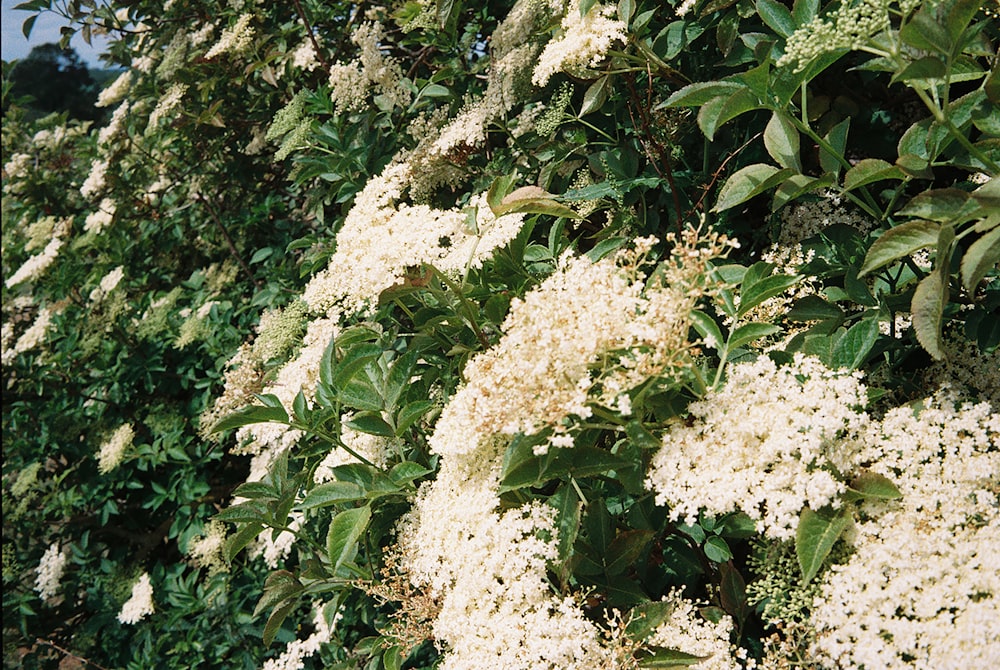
[2,0,109,66]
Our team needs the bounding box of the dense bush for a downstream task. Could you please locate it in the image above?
[3,1,997,668]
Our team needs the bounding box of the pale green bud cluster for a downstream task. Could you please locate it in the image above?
[252,299,308,363]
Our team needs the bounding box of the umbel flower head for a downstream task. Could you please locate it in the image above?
[97,423,135,474]
[117,572,154,624]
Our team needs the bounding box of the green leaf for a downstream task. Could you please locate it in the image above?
[771,173,836,211]
[345,412,395,438]
[756,0,796,38]
[618,0,636,23]
[697,88,761,140]
[298,481,366,510]
[703,535,733,562]
[713,164,792,212]
[21,15,36,39]
[727,322,781,351]
[843,158,905,191]
[580,0,598,16]
[718,561,749,625]
[786,295,845,322]
[326,505,372,574]
[487,173,518,211]
[215,500,269,523]
[894,56,947,84]
[858,220,941,277]
[764,111,802,171]
[580,75,611,116]
[844,471,902,502]
[262,599,296,647]
[625,420,661,450]
[664,80,746,108]
[831,316,879,370]
[223,522,263,562]
[895,153,934,179]
[387,461,432,486]
[912,269,948,360]
[900,6,952,54]
[639,647,712,668]
[898,188,977,224]
[961,225,1000,294]
[605,529,655,575]
[254,570,303,618]
[232,481,279,500]
[738,273,801,318]
[383,350,417,410]
[211,403,289,433]
[819,118,850,175]
[395,399,434,435]
[492,186,582,219]
[792,0,820,25]
[796,506,850,583]
[945,0,982,43]
[625,601,675,641]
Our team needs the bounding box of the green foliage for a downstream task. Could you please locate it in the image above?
[3,0,997,667]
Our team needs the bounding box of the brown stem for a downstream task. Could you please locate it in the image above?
[685,132,762,221]
[624,70,684,232]
[34,639,111,670]
[291,0,331,70]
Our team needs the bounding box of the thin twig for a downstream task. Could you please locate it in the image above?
[35,639,111,670]
[196,195,262,287]
[685,132,762,220]
[291,0,331,71]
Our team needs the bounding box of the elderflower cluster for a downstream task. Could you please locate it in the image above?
[97,423,135,474]
[147,83,188,131]
[262,602,339,670]
[647,589,752,670]
[80,158,110,199]
[2,306,57,364]
[810,389,1000,668]
[777,0,921,71]
[290,39,320,71]
[89,265,125,304]
[533,1,627,86]
[117,572,155,624]
[328,22,409,114]
[98,101,130,147]
[776,193,875,246]
[430,234,721,458]
[646,354,869,540]
[5,237,63,288]
[302,163,526,315]
[186,521,228,574]
[205,13,255,59]
[84,198,117,234]
[96,70,133,107]
[34,543,67,601]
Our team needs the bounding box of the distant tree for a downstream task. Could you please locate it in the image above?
[7,43,100,121]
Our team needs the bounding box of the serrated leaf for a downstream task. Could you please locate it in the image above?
[625,601,675,641]
[738,273,801,317]
[697,88,761,140]
[254,570,303,618]
[786,295,845,322]
[487,173,519,211]
[961,225,1000,294]
[703,535,733,562]
[820,118,850,175]
[639,647,712,668]
[845,471,902,501]
[215,500,269,523]
[298,481,366,510]
[713,164,792,212]
[772,173,836,212]
[327,506,372,574]
[549,484,583,565]
[211,403,289,433]
[756,0,795,37]
[605,529,655,575]
[894,55,947,84]
[843,158,905,191]
[388,461,432,485]
[831,316,879,370]
[262,600,296,647]
[395,399,434,435]
[232,482,279,500]
[764,111,802,171]
[727,322,781,351]
[664,81,746,108]
[858,220,941,276]
[898,188,977,223]
[345,412,395,438]
[493,186,582,219]
[690,309,725,349]
[796,507,850,583]
[580,75,610,116]
[223,522,263,562]
[912,269,949,360]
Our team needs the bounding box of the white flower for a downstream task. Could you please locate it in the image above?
[34,543,68,600]
[89,266,125,304]
[533,1,626,86]
[96,70,133,108]
[5,237,63,287]
[97,423,135,474]
[205,13,255,59]
[117,573,154,624]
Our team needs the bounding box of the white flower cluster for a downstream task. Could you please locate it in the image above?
[186,521,228,574]
[398,468,608,669]
[430,235,716,458]
[810,390,1000,668]
[80,158,110,199]
[96,70,133,108]
[89,265,125,304]
[97,423,135,474]
[146,82,188,131]
[776,193,874,246]
[314,413,392,483]
[117,572,155,624]
[5,237,63,288]
[302,163,526,315]
[2,306,57,365]
[98,101,130,147]
[34,542,67,601]
[205,13,255,59]
[533,1,627,86]
[328,21,408,114]
[646,354,869,539]
[84,198,118,235]
[647,589,751,670]
[262,602,339,670]
[291,39,320,71]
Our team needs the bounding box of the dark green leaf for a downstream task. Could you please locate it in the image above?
[819,118,850,175]
[263,600,297,647]
[215,500,269,523]
[796,506,850,583]
[689,309,725,350]
[697,88,761,140]
[345,411,395,438]
[298,481,366,510]
[738,273,801,317]
[327,505,372,574]
[224,522,263,562]
[858,220,940,276]
[639,647,712,668]
[664,81,747,108]
[395,400,435,435]
[898,188,977,224]
[756,0,795,38]
[580,75,610,116]
[831,316,879,370]
[211,404,289,433]
[961,225,1000,294]
[625,601,675,641]
[764,111,802,171]
[843,158,905,191]
[233,481,280,500]
[713,164,792,212]
[703,536,733,562]
[493,186,582,219]
[786,295,845,322]
[387,461,432,486]
[894,56,947,83]
[254,570,303,618]
[912,269,948,360]
[605,529,655,575]
[549,484,583,565]
[727,322,781,351]
[843,471,902,502]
